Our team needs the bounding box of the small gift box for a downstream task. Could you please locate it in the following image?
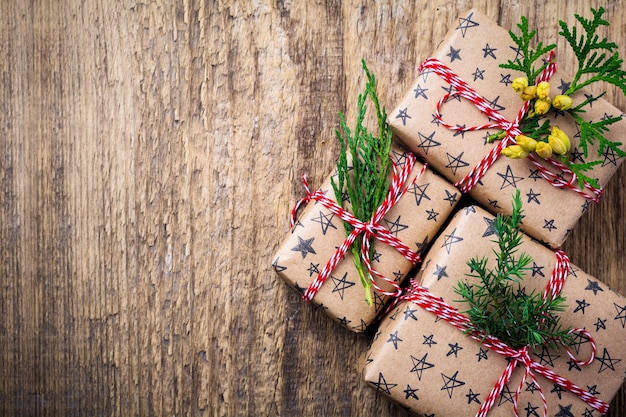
[361,205,626,415]
[273,146,459,332]
[389,9,626,248]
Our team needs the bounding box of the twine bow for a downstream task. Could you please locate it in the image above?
[291,152,426,302]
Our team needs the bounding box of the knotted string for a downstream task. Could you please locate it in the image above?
[290,153,426,302]
[418,53,602,202]
[399,250,608,416]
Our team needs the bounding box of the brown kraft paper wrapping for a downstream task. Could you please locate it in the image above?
[361,206,626,415]
[272,146,459,332]
[389,9,626,248]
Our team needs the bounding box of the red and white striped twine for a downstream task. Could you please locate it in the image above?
[417,54,602,202]
[290,153,426,303]
[401,249,608,417]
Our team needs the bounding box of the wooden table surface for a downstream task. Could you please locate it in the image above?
[2,1,625,416]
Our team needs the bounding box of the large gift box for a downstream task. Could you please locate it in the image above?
[361,205,626,415]
[389,9,626,248]
[273,146,459,332]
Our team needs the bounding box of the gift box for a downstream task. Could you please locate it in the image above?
[361,205,626,415]
[389,9,626,248]
[273,146,459,332]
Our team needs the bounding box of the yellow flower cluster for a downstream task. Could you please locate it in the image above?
[502,127,571,160]
[511,77,573,115]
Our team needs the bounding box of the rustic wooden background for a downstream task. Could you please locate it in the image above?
[1,0,625,416]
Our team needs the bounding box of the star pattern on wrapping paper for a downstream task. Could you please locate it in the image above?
[602,146,618,167]
[482,43,497,59]
[596,347,622,373]
[426,208,440,221]
[569,330,591,355]
[472,67,485,81]
[408,181,431,206]
[498,384,515,405]
[371,249,382,263]
[392,150,410,167]
[410,353,435,380]
[526,381,538,394]
[555,403,574,417]
[447,342,463,357]
[311,210,337,235]
[291,219,304,233]
[372,372,397,394]
[330,272,355,300]
[396,108,411,125]
[372,291,385,312]
[352,320,368,332]
[595,317,607,331]
[574,299,590,314]
[585,279,604,295]
[433,264,448,281]
[581,199,592,213]
[528,168,541,181]
[443,189,458,206]
[614,303,626,328]
[387,330,403,349]
[456,12,479,37]
[584,93,595,107]
[393,270,404,282]
[567,357,582,372]
[497,165,524,189]
[447,45,462,62]
[384,215,409,236]
[431,113,442,126]
[477,348,489,362]
[485,95,505,113]
[587,385,601,395]
[414,84,429,100]
[500,73,513,87]
[482,217,496,237]
[510,45,523,60]
[557,79,571,94]
[531,262,545,278]
[543,219,557,232]
[582,408,595,417]
[404,384,419,400]
[272,257,287,273]
[417,131,441,154]
[453,125,467,139]
[526,188,541,204]
[534,346,560,367]
[488,199,501,209]
[423,334,437,347]
[441,84,462,102]
[415,235,430,253]
[442,228,464,254]
[445,152,470,175]
[466,389,481,405]
[404,305,418,321]
[338,316,351,327]
[307,262,319,276]
[525,402,540,417]
[389,307,401,321]
[571,147,585,163]
[441,371,465,399]
[291,236,316,259]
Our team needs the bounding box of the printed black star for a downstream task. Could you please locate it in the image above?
[567,357,582,372]
[595,317,607,331]
[447,342,463,357]
[442,227,464,254]
[387,330,403,349]
[571,147,585,163]
[341,190,350,203]
[396,108,411,125]
[482,216,496,237]
[443,189,458,206]
[526,381,538,394]
[485,95,505,112]
[498,384,515,405]
[587,385,601,395]
[389,307,401,321]
[272,257,287,273]
[525,402,540,417]
[410,353,435,380]
[291,219,304,232]
[466,389,480,405]
[433,264,448,281]
[477,348,489,362]
[423,334,437,347]
[472,67,485,81]
[316,303,329,311]
[464,206,476,215]
[408,181,431,206]
[596,347,621,373]
[456,12,479,37]
[415,235,430,252]
[528,168,541,181]
[417,131,441,154]
[530,262,544,278]
[372,291,385,312]
[581,199,592,213]
[526,188,541,204]
[307,262,319,276]
[584,93,595,107]
[404,384,419,400]
[393,270,404,282]
[614,303,626,328]
[549,380,571,402]
[385,215,409,236]
[414,84,429,100]
[311,210,337,235]
[585,279,604,295]
[331,272,355,300]
[426,208,439,221]
[338,316,351,327]
[291,236,316,259]
[372,372,397,394]
[441,84,462,102]
[453,124,467,139]
[447,45,462,62]
[498,165,524,189]
[441,371,465,399]
[574,299,590,314]
[351,320,367,332]
[582,408,595,417]
[371,249,382,263]
[404,305,418,321]
[534,346,560,367]
[431,113,441,126]
[602,146,618,167]
[555,403,574,417]
[488,199,501,209]
[568,331,591,355]
[392,150,410,167]
[495,74,513,89]
[543,219,557,232]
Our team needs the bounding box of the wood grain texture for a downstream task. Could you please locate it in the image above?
[1,0,625,416]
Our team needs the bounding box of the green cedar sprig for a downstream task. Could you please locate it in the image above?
[454,191,573,350]
[331,59,393,306]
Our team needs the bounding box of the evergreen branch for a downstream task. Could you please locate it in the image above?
[569,111,626,159]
